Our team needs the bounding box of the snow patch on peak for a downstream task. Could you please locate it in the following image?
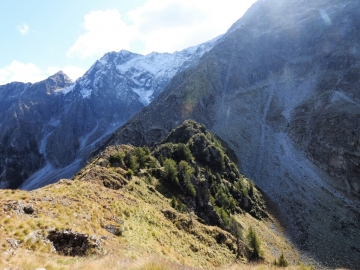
[55,83,75,95]
[75,36,219,102]
[80,88,92,99]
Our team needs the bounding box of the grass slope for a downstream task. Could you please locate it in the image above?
[0,121,313,269]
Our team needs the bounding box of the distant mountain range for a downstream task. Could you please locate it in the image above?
[0,37,218,189]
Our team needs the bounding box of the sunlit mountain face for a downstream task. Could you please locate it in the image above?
[105,0,360,268]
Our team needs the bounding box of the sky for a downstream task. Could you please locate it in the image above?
[0,0,257,85]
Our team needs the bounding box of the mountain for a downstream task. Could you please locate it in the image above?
[0,120,302,269]
[0,38,217,189]
[103,0,360,268]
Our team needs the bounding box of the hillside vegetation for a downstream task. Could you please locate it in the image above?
[0,120,311,269]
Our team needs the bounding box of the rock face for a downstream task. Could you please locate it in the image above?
[0,38,217,189]
[0,72,71,188]
[106,0,360,267]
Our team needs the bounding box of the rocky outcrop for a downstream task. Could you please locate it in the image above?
[47,229,101,256]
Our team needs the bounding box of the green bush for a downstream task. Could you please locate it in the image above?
[126,169,134,178]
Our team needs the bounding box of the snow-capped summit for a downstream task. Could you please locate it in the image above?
[0,36,219,189]
[73,37,218,104]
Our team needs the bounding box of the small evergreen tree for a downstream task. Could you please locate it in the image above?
[163,158,179,186]
[178,160,196,197]
[229,217,243,258]
[158,154,164,166]
[177,143,192,161]
[249,180,254,197]
[149,158,157,169]
[247,226,262,260]
[274,252,289,267]
[134,147,148,168]
[128,154,139,173]
[170,197,177,209]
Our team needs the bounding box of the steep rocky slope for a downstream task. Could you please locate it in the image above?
[0,39,217,190]
[103,0,360,268]
[0,72,72,189]
[0,121,303,269]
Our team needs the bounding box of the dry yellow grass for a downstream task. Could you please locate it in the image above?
[0,156,313,270]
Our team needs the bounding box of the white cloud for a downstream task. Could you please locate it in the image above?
[0,61,85,85]
[67,0,257,58]
[17,23,30,36]
[128,0,257,54]
[0,61,44,84]
[67,9,136,59]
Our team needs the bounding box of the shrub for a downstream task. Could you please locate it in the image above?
[126,169,134,179]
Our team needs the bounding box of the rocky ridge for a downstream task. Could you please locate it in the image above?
[103,0,360,268]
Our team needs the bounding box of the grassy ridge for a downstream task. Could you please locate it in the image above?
[0,120,312,269]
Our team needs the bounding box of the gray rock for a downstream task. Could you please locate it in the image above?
[6,238,19,249]
[104,224,123,236]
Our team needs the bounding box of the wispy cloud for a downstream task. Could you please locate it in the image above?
[17,23,30,36]
[67,0,256,58]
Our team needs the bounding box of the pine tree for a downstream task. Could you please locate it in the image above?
[275,252,289,267]
[247,226,262,260]
[163,158,179,186]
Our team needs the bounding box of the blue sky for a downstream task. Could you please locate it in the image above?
[0,0,256,84]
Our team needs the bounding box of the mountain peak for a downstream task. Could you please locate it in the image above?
[48,70,72,82]
[42,70,73,91]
